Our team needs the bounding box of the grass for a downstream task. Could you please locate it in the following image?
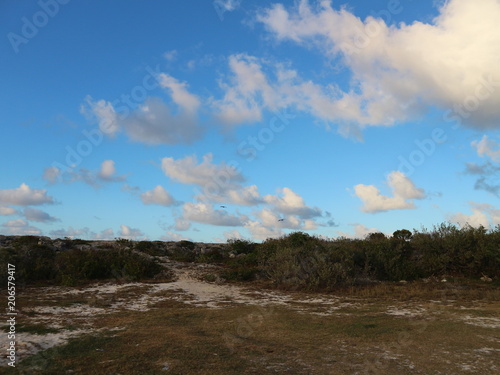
[6,283,499,375]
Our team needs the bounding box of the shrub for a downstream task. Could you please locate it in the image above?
[135,241,166,256]
[227,239,257,255]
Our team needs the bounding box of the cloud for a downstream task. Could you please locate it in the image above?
[43,166,62,185]
[81,96,120,136]
[161,231,190,241]
[244,220,283,241]
[0,183,54,206]
[172,217,191,231]
[197,184,265,206]
[448,202,500,229]
[464,162,500,197]
[93,228,115,240]
[141,185,177,206]
[162,153,244,188]
[158,73,200,114]
[44,160,125,188]
[182,202,247,227]
[257,0,500,130]
[118,224,145,240]
[23,208,59,223]
[163,49,178,61]
[336,223,381,239]
[83,73,203,146]
[215,0,241,12]
[253,207,318,230]
[354,171,426,213]
[98,160,126,182]
[264,187,322,218]
[1,219,42,236]
[49,226,92,239]
[472,135,500,162]
[0,206,18,216]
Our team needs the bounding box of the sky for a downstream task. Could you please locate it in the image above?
[0,0,499,242]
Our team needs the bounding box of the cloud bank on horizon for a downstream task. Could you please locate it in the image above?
[1,0,499,241]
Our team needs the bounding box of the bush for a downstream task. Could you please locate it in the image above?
[0,239,165,286]
[135,241,166,256]
[227,239,257,255]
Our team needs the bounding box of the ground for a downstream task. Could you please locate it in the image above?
[1,257,499,374]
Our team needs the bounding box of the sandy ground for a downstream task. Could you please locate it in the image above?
[2,258,499,366]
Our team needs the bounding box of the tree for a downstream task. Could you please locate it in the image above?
[392,229,413,241]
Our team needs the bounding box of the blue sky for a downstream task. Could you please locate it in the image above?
[1,0,499,242]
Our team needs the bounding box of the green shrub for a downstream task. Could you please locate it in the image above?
[227,239,256,254]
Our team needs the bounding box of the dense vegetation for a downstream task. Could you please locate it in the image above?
[0,222,498,289]
[221,223,500,289]
[0,237,166,286]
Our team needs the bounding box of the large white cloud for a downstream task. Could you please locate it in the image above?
[0,183,54,206]
[354,171,426,213]
[141,185,176,206]
[257,0,500,131]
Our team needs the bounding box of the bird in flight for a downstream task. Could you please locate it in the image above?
[220,205,226,208]
[278,218,284,222]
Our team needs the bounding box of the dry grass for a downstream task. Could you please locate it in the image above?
[2,278,498,375]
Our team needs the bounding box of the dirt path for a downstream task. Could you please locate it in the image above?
[2,259,499,365]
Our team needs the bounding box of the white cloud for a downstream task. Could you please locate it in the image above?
[43,166,61,185]
[264,187,322,218]
[163,49,178,61]
[23,208,59,223]
[354,171,426,213]
[182,202,247,227]
[81,96,120,136]
[253,207,318,231]
[49,227,92,239]
[472,135,500,162]
[257,0,500,130]
[158,73,200,114]
[161,231,189,241]
[123,97,204,145]
[0,183,54,206]
[173,217,191,231]
[0,206,18,216]
[449,202,500,229]
[118,224,145,240]
[244,220,283,241]
[162,153,244,187]
[98,160,126,182]
[93,228,115,240]
[222,229,245,241]
[336,223,382,239]
[198,184,265,206]
[141,185,176,206]
[46,160,125,188]
[82,73,203,145]
[1,219,41,236]
[216,0,241,12]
